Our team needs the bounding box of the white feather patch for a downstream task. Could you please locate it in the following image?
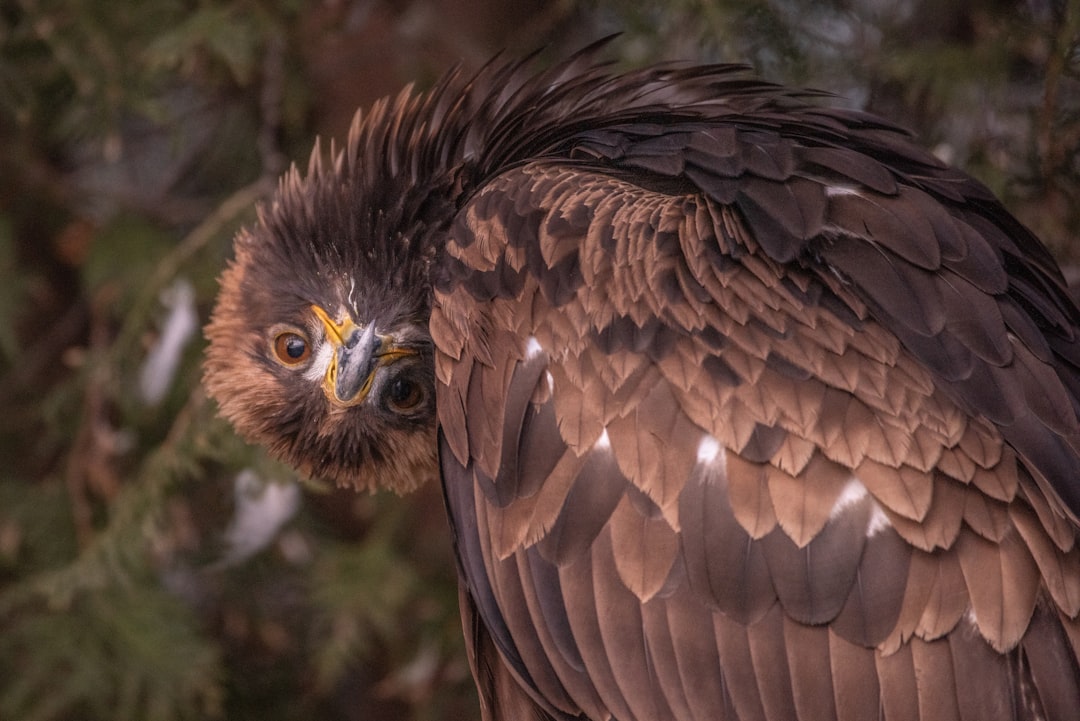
[697,435,722,464]
[825,184,862,197]
[831,478,869,515]
[866,504,892,537]
[303,342,335,383]
[525,336,544,358]
[832,478,892,537]
[596,427,611,450]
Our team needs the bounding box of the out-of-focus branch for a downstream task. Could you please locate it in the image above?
[114,178,272,357]
[65,287,121,548]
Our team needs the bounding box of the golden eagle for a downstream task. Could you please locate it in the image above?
[204,48,1080,720]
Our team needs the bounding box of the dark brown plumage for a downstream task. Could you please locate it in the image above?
[204,45,1080,720]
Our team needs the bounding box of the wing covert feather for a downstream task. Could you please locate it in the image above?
[433,100,1080,720]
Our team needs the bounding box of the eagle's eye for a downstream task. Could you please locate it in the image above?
[386,376,423,411]
[272,331,311,365]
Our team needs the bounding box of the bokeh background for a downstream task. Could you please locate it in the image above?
[1,1,1078,720]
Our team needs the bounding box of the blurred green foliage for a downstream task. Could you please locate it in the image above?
[0,1,1076,720]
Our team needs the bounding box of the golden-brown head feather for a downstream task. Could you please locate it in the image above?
[203,231,439,493]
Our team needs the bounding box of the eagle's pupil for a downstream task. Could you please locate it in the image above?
[388,377,421,410]
[285,336,306,358]
[273,331,310,365]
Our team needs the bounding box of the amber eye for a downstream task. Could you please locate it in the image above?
[386,376,423,411]
[272,332,311,365]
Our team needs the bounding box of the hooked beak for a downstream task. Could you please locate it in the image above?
[311,305,415,407]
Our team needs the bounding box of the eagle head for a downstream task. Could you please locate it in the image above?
[204,118,454,493]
